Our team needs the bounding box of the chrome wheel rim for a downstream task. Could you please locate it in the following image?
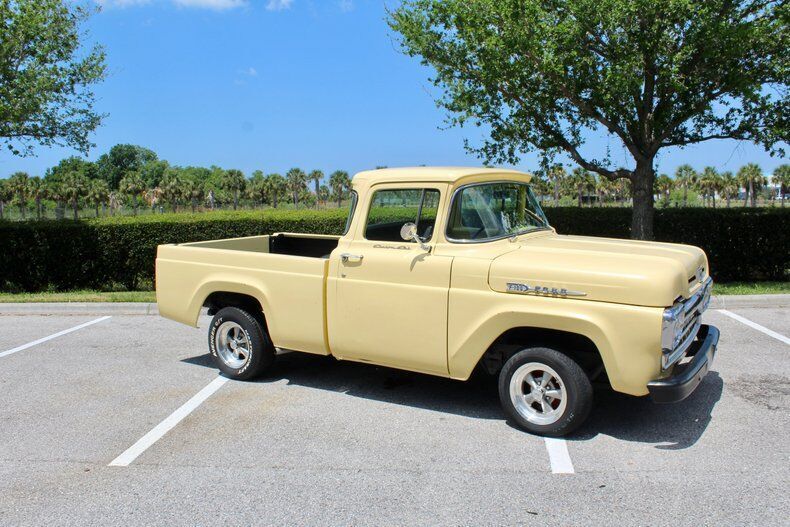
[215,321,251,369]
[509,362,567,426]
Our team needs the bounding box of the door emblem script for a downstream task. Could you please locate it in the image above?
[506,282,587,297]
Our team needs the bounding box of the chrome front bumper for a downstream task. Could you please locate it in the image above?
[648,324,719,403]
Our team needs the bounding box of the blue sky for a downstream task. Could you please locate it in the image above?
[1,0,785,179]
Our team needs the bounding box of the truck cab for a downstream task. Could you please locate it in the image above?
[156,167,719,436]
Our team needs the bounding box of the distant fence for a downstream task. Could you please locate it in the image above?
[0,207,787,292]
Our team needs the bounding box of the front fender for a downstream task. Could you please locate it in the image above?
[447,294,663,396]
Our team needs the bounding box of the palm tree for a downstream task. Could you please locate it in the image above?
[247,177,267,208]
[698,167,721,208]
[738,163,765,207]
[61,172,87,220]
[182,179,205,213]
[264,173,286,208]
[568,167,595,206]
[86,179,110,217]
[160,170,184,212]
[45,180,66,219]
[654,174,673,206]
[719,172,738,208]
[0,179,10,220]
[286,168,307,207]
[772,164,789,208]
[221,169,246,210]
[119,171,146,216]
[27,176,47,220]
[308,170,324,208]
[318,184,330,207]
[547,165,566,205]
[8,172,30,219]
[329,170,351,208]
[674,165,697,207]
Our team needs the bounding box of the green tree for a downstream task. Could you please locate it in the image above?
[329,170,351,208]
[674,165,698,207]
[0,179,10,220]
[719,171,738,208]
[286,168,307,207]
[390,0,787,239]
[61,171,87,219]
[567,167,595,207]
[27,176,46,219]
[0,0,106,158]
[221,169,246,210]
[265,173,286,208]
[8,172,30,219]
[308,169,324,208]
[45,156,98,184]
[654,174,673,207]
[182,179,205,213]
[247,177,266,209]
[160,169,184,213]
[86,179,109,217]
[738,163,765,207]
[698,167,722,208]
[544,164,566,205]
[96,145,158,190]
[118,171,146,216]
[772,165,790,208]
[318,184,330,206]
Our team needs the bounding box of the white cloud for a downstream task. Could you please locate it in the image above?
[266,0,293,11]
[238,66,258,77]
[338,0,352,12]
[173,0,247,9]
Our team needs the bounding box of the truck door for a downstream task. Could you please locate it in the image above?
[329,185,452,376]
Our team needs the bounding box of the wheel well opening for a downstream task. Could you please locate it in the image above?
[479,327,605,381]
[203,292,264,322]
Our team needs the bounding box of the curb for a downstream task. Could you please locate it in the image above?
[0,302,159,316]
[708,294,790,309]
[0,294,788,315]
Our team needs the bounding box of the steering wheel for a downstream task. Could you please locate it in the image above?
[471,226,487,239]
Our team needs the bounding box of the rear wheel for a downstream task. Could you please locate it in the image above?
[498,347,593,436]
[208,307,274,380]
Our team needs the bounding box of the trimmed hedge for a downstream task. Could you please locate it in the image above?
[0,207,787,292]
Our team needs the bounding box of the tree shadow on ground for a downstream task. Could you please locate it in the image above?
[181,351,723,449]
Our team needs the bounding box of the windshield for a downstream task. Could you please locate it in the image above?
[447,182,549,241]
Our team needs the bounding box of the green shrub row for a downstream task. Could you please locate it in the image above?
[0,207,787,292]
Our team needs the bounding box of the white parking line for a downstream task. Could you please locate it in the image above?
[718,309,790,346]
[109,375,229,467]
[0,316,112,358]
[544,437,574,474]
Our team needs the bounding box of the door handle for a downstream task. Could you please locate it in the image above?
[340,253,364,263]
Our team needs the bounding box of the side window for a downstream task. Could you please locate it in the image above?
[365,188,440,242]
[343,191,358,235]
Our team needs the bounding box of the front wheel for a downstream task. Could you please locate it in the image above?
[208,307,274,380]
[498,347,593,436]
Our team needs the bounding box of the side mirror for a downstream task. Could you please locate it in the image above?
[400,222,431,251]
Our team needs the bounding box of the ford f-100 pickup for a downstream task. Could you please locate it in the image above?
[156,167,719,436]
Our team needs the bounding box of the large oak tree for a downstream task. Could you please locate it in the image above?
[389,0,788,239]
[0,0,106,158]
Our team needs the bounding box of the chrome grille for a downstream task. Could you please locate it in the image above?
[660,278,712,370]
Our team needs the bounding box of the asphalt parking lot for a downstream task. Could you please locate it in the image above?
[1,300,788,525]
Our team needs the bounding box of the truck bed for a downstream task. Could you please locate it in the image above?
[156,233,339,355]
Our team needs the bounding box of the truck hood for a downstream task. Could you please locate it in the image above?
[488,233,709,307]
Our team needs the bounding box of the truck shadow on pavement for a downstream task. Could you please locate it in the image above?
[182,352,723,449]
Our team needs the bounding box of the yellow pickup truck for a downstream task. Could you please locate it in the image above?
[156,167,719,436]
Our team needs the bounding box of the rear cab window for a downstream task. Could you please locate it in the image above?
[365,188,440,242]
